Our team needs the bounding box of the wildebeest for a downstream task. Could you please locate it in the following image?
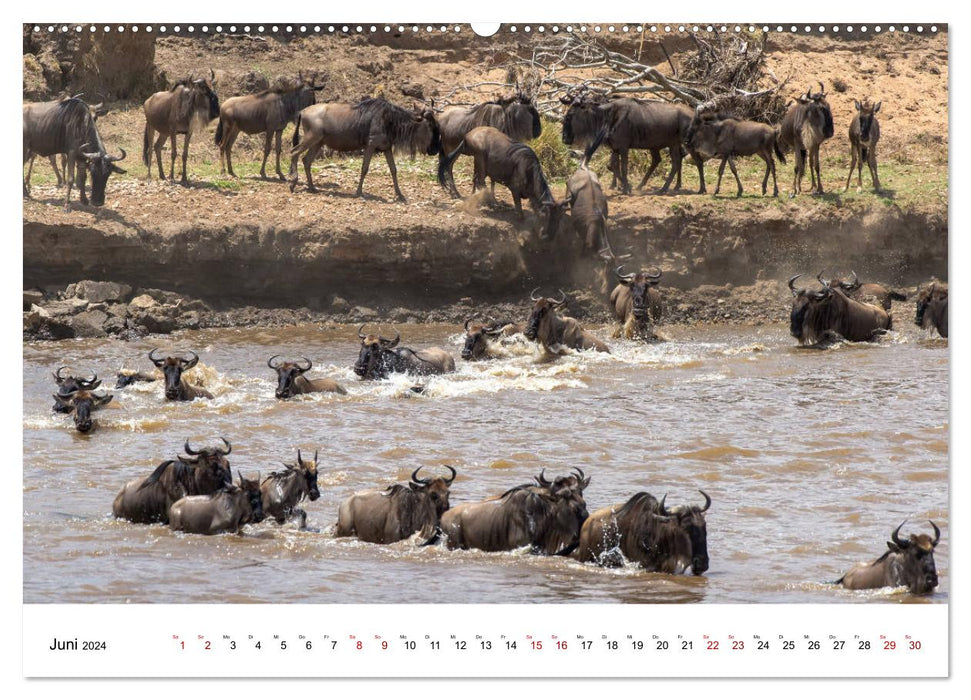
[574,491,711,575]
[142,71,220,183]
[524,289,610,354]
[267,355,346,399]
[52,388,113,434]
[52,366,102,412]
[115,369,159,388]
[778,84,834,196]
[441,468,590,555]
[24,97,109,193]
[111,438,233,524]
[23,97,127,207]
[684,110,786,197]
[610,266,664,340]
[579,97,706,195]
[354,326,456,379]
[335,466,457,545]
[261,449,321,528]
[915,282,948,338]
[836,521,940,595]
[288,97,441,201]
[438,126,567,240]
[169,470,265,535]
[564,166,613,257]
[844,98,882,192]
[817,271,906,312]
[148,349,213,401]
[215,73,324,180]
[461,319,523,361]
[788,274,892,345]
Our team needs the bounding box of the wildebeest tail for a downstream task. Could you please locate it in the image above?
[437,140,464,194]
[214,117,223,146]
[774,130,786,164]
[291,114,302,148]
[142,123,151,168]
[861,146,869,163]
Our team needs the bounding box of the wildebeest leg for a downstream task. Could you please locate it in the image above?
[867,145,880,192]
[223,125,240,177]
[385,150,406,202]
[274,131,285,180]
[636,149,662,190]
[619,150,631,194]
[50,156,65,186]
[658,145,681,194]
[692,152,707,194]
[512,193,524,219]
[153,133,168,180]
[302,143,323,192]
[791,148,805,198]
[259,131,273,179]
[63,156,75,209]
[168,133,177,181]
[714,157,728,195]
[77,160,89,205]
[356,146,374,198]
[727,156,743,197]
[24,151,34,197]
[844,146,858,192]
[180,133,191,184]
[608,151,620,188]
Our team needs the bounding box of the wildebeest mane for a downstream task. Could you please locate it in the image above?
[138,459,181,491]
[615,491,662,520]
[352,97,433,158]
[801,290,848,345]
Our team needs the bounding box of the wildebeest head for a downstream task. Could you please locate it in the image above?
[295,71,326,111]
[535,467,591,540]
[797,82,834,139]
[296,449,321,501]
[462,319,507,360]
[51,389,113,433]
[818,270,861,294]
[411,107,442,156]
[537,197,570,241]
[854,98,881,142]
[560,88,607,145]
[79,145,127,207]
[237,470,266,524]
[149,348,199,399]
[53,366,102,396]
[354,326,401,379]
[180,437,233,488]
[268,355,313,399]
[915,282,947,329]
[506,93,542,140]
[616,265,662,320]
[195,70,221,121]
[788,274,831,340]
[524,288,568,341]
[888,520,940,595]
[658,490,712,575]
[409,465,457,518]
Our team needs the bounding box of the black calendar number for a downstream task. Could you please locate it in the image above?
[229,641,236,650]
[404,641,416,650]
[606,640,618,650]
[506,641,517,650]
[280,641,287,650]
[657,640,669,650]
[833,640,845,650]
[254,641,261,650]
[581,641,592,650]
[81,641,107,651]
[455,641,466,650]
[631,641,643,650]
[859,641,871,650]
[808,641,820,650]
[757,641,769,650]
[782,640,795,650]
[480,641,492,650]
[682,641,693,650]
[305,641,312,650]
[430,641,440,650]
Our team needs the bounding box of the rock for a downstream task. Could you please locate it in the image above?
[105,303,128,319]
[103,315,127,336]
[23,290,44,311]
[74,280,133,304]
[389,307,415,322]
[179,311,201,330]
[330,295,350,313]
[128,294,158,311]
[130,305,180,334]
[400,82,424,99]
[69,309,109,338]
[44,298,87,317]
[351,306,379,320]
[138,288,185,306]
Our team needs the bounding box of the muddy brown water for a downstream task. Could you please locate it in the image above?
[23,323,948,604]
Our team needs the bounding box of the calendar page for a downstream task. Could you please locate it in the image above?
[20,5,950,683]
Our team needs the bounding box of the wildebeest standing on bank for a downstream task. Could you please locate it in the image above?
[817,271,906,312]
[288,97,441,201]
[788,274,892,345]
[336,466,457,545]
[142,71,220,183]
[268,355,346,398]
[778,84,834,196]
[438,126,568,241]
[461,319,523,361]
[215,74,324,180]
[836,521,940,595]
[23,97,127,208]
[260,449,321,528]
[915,282,948,338]
[354,326,456,379]
[684,110,786,197]
[441,468,590,555]
[844,98,882,192]
[149,349,213,401]
[169,471,265,535]
[574,491,711,575]
[610,266,664,340]
[111,438,233,524]
[581,98,706,195]
[52,388,113,434]
[24,97,110,193]
[524,289,610,354]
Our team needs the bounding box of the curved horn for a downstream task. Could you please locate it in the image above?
[818,81,826,95]
[148,347,165,365]
[209,67,216,83]
[529,286,542,302]
[571,466,586,482]
[659,494,670,516]
[267,355,283,369]
[535,468,552,487]
[183,439,200,456]
[54,366,69,382]
[647,266,663,280]
[380,330,401,348]
[891,520,909,548]
[788,274,802,296]
[849,270,859,287]
[443,465,457,485]
[180,351,199,369]
[218,437,232,455]
[929,521,941,547]
[698,489,711,513]
[615,265,635,282]
[297,357,312,372]
[411,467,429,485]
[553,289,567,305]
[297,449,303,466]
[107,147,126,163]
[817,271,830,288]
[358,324,368,341]
[464,318,473,332]
[314,449,319,464]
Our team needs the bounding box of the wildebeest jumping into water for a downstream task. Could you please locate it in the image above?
[438,126,567,240]
[441,468,591,555]
[336,466,457,545]
[148,349,213,401]
[52,388,113,434]
[575,491,711,575]
[610,266,664,340]
[169,470,266,535]
[778,84,834,196]
[817,271,906,312]
[460,319,524,361]
[844,98,882,192]
[142,71,220,183]
[216,73,325,180]
[23,97,127,208]
[915,282,948,338]
[788,274,891,345]
[524,289,610,354]
[268,355,346,398]
[288,97,441,201]
[260,449,321,528]
[112,438,233,524]
[836,521,940,595]
[354,326,456,379]
[564,166,613,258]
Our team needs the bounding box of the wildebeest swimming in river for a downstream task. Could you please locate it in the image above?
[288,97,441,201]
[354,326,456,379]
[778,83,834,196]
[115,369,159,389]
[268,355,346,398]
[215,73,324,180]
[112,438,233,524]
[574,491,711,575]
[524,289,610,354]
[52,367,101,412]
[610,266,664,340]
[817,271,906,312]
[142,71,220,183]
[169,470,265,535]
[260,449,321,529]
[336,466,457,545]
[836,521,940,595]
[149,349,213,401]
[441,468,590,555]
[438,126,567,241]
[52,388,113,434]
[461,319,524,361]
[23,97,127,208]
[788,274,891,345]
[915,282,948,338]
